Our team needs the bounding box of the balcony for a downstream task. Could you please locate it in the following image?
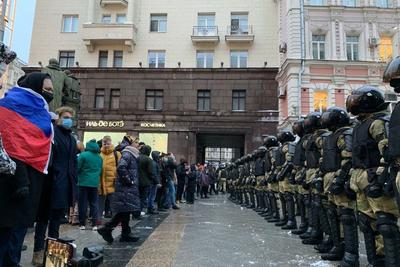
[225,25,254,43]
[82,23,136,52]
[191,26,219,44]
[100,0,128,7]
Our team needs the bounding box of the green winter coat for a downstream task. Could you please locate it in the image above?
[78,140,103,188]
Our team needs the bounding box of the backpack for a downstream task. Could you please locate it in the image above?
[0,133,16,175]
[113,150,119,167]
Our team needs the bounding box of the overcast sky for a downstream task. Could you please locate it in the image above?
[12,0,36,63]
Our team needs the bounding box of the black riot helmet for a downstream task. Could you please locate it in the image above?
[304,112,322,133]
[256,146,267,157]
[263,135,279,148]
[346,85,389,116]
[292,119,305,138]
[383,56,400,93]
[321,107,350,131]
[277,131,295,143]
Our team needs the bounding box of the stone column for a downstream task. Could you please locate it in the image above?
[87,0,95,23]
[127,0,135,24]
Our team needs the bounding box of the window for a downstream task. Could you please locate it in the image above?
[146,90,163,111]
[150,14,167,32]
[376,0,389,7]
[230,51,248,68]
[196,14,217,36]
[379,36,393,62]
[346,36,359,61]
[314,90,328,112]
[196,51,214,68]
[231,13,248,34]
[98,51,108,67]
[59,51,75,68]
[113,51,123,67]
[197,90,211,111]
[232,90,246,111]
[62,15,78,33]
[95,89,105,109]
[116,14,126,24]
[312,35,326,60]
[343,0,356,7]
[309,0,324,5]
[110,89,120,109]
[148,51,165,68]
[102,15,111,24]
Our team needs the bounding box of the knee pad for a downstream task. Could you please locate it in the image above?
[339,208,356,225]
[357,212,374,234]
[376,212,399,238]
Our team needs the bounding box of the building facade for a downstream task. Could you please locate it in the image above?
[277,0,400,128]
[28,0,280,163]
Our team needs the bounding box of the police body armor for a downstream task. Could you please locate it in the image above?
[292,135,308,167]
[305,132,322,168]
[265,150,273,173]
[352,115,388,169]
[254,157,265,177]
[321,128,349,173]
[275,146,286,167]
[389,103,400,159]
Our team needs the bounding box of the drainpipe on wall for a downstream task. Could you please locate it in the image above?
[298,0,305,119]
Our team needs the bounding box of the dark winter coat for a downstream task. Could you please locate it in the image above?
[200,172,210,187]
[138,145,154,187]
[111,145,140,213]
[186,166,197,193]
[0,158,46,228]
[176,163,186,185]
[151,151,161,185]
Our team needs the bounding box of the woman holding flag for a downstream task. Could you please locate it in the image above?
[0,72,54,267]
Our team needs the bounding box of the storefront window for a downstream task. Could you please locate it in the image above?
[139,133,168,154]
[313,90,328,112]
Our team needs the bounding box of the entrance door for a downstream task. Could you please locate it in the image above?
[196,133,244,164]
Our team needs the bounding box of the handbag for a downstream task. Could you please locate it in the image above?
[0,133,16,175]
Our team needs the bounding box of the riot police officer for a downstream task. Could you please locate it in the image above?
[254,146,267,213]
[290,120,310,235]
[276,131,297,230]
[319,107,358,265]
[263,136,281,223]
[347,85,399,266]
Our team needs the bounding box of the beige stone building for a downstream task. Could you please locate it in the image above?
[29,0,279,69]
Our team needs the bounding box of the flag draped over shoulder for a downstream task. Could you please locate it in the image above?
[0,86,53,174]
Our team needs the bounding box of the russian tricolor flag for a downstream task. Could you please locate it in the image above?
[0,86,53,174]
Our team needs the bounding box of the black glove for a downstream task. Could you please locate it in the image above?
[329,181,345,195]
[12,186,29,199]
[288,173,296,185]
[344,181,356,200]
[313,177,323,193]
[365,168,384,198]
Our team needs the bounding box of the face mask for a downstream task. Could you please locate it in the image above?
[41,90,54,103]
[61,118,73,129]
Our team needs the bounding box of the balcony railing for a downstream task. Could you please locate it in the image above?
[305,0,395,8]
[100,0,128,7]
[191,26,219,44]
[225,25,254,43]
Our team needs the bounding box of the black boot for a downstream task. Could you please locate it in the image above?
[292,194,307,235]
[261,192,271,215]
[275,193,288,226]
[376,212,400,267]
[281,192,297,230]
[267,193,280,223]
[302,197,322,245]
[248,190,255,209]
[338,208,359,267]
[358,212,385,267]
[97,226,114,244]
[314,201,333,253]
[321,203,344,261]
[295,193,301,216]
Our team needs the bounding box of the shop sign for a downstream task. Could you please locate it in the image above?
[85,120,125,128]
[140,122,166,128]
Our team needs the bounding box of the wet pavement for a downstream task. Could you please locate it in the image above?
[21,195,368,266]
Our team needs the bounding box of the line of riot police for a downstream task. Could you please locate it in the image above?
[225,57,400,267]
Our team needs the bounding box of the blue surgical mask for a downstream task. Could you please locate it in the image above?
[61,118,73,129]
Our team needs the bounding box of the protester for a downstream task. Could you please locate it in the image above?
[200,167,210,199]
[138,145,154,212]
[77,140,102,230]
[148,151,162,214]
[186,165,197,204]
[176,159,187,203]
[161,153,180,210]
[98,136,120,219]
[97,135,141,243]
[32,106,78,265]
[208,165,218,195]
[0,73,54,266]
